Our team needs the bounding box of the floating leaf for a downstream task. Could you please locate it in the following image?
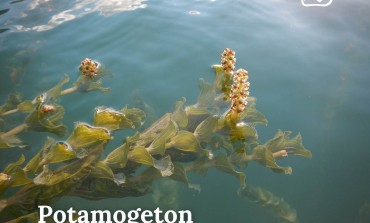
[172,98,188,129]
[67,123,111,148]
[166,131,200,153]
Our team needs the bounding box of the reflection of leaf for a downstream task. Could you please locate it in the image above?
[67,123,111,148]
[166,131,200,153]
[252,145,292,174]
[172,98,188,129]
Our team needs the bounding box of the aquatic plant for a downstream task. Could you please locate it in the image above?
[0,50,311,222]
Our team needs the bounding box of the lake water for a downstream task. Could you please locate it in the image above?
[1,0,370,223]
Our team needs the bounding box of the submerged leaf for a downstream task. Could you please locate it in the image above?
[128,146,154,166]
[265,130,312,159]
[17,100,34,113]
[166,131,200,153]
[1,155,32,191]
[67,122,111,148]
[196,79,216,108]
[25,103,67,137]
[103,142,129,169]
[0,134,27,149]
[94,107,134,131]
[120,106,146,129]
[147,120,176,155]
[90,161,114,180]
[42,141,76,165]
[172,98,188,129]
[193,116,218,143]
[73,76,109,93]
[252,145,292,174]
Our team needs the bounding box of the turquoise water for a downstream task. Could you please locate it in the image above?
[1,0,370,223]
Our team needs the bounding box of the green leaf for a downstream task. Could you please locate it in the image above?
[265,130,312,159]
[147,120,176,155]
[90,161,114,180]
[252,145,292,174]
[17,100,34,113]
[172,98,188,129]
[166,131,200,153]
[120,106,146,129]
[103,142,129,169]
[193,116,218,142]
[42,141,76,164]
[67,123,112,148]
[128,146,154,166]
[94,107,134,131]
[3,155,32,188]
[24,103,67,137]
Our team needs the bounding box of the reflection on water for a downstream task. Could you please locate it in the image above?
[0,0,147,32]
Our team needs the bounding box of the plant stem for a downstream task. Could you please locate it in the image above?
[61,86,78,95]
[0,108,19,117]
[1,124,28,138]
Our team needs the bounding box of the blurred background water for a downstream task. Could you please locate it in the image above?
[1,0,370,222]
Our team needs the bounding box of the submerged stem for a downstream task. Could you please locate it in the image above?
[1,124,28,138]
[61,86,78,96]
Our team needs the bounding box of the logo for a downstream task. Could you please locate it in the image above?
[301,0,333,7]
